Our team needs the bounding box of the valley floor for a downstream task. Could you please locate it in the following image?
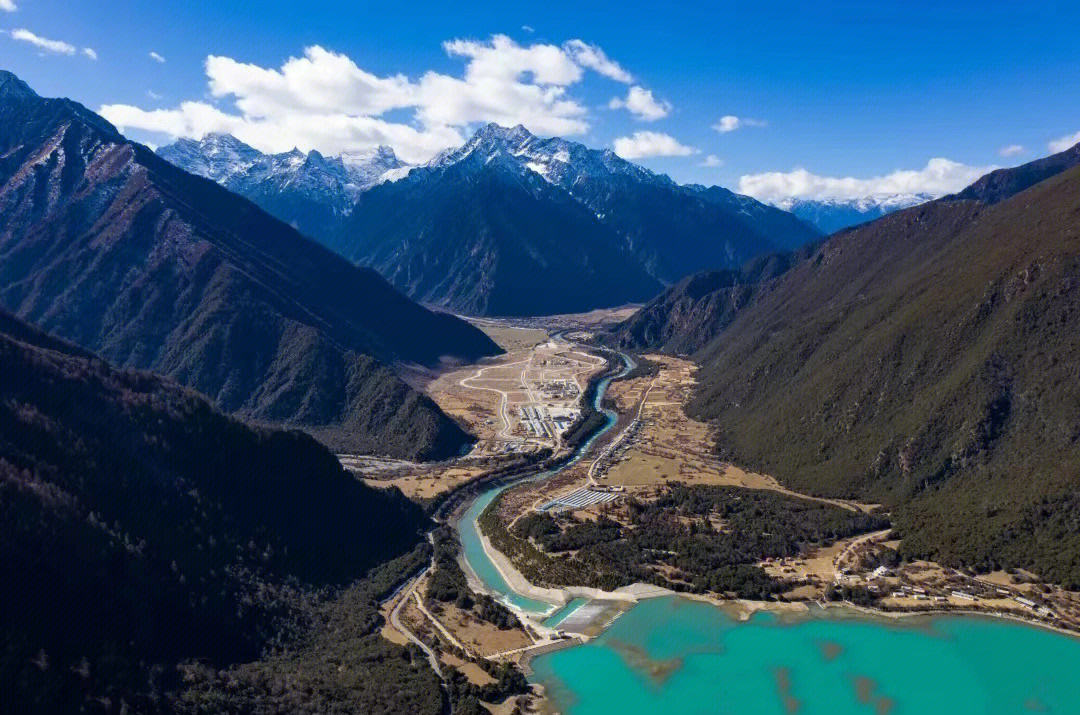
[478,351,1080,635]
[362,325,1080,714]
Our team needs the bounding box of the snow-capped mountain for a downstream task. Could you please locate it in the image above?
[157,134,406,238]
[774,194,933,234]
[332,123,821,316]
[160,124,822,316]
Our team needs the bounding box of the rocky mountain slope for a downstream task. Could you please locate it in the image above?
[335,124,820,315]
[0,71,500,460]
[607,248,815,354]
[0,308,430,712]
[165,123,820,316]
[608,145,1080,586]
[950,142,1080,203]
[158,134,405,241]
[775,193,932,234]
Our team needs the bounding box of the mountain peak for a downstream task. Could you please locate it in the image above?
[0,70,38,101]
[341,144,400,167]
[474,122,532,142]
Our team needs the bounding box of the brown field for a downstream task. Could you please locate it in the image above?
[362,464,486,500]
[473,325,551,352]
[599,356,877,513]
[440,652,497,686]
[427,600,533,657]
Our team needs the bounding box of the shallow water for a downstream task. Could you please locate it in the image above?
[544,598,589,628]
[530,596,1080,715]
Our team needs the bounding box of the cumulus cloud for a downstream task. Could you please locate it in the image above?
[8,28,75,55]
[102,37,636,164]
[711,115,766,133]
[149,51,165,63]
[563,39,633,83]
[608,86,670,121]
[738,158,995,203]
[612,131,696,159]
[998,144,1025,157]
[1049,130,1080,153]
[700,154,723,168]
[82,47,97,60]
[0,0,16,12]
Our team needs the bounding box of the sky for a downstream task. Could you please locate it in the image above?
[2,0,1079,202]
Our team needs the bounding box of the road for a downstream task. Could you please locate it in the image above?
[388,567,442,678]
[834,529,893,573]
[459,358,530,439]
[587,372,657,484]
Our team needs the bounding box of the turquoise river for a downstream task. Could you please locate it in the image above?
[454,348,1080,714]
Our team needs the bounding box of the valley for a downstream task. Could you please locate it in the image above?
[357,313,1080,714]
[5,14,1080,710]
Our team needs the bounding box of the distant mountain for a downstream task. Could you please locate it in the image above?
[0,70,500,460]
[0,308,429,712]
[333,124,821,316]
[162,124,819,316]
[775,194,932,234]
[158,134,406,241]
[607,144,1080,587]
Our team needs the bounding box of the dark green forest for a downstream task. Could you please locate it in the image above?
[487,483,887,598]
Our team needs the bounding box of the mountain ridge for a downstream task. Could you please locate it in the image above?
[0,307,431,712]
[161,122,821,316]
[158,133,406,241]
[774,193,934,233]
[0,71,500,460]
[607,144,1080,586]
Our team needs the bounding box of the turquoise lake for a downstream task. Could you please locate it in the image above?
[529,596,1080,715]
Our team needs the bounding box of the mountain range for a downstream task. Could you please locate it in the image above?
[775,193,933,234]
[157,134,406,241]
[0,70,500,460]
[608,140,1080,586]
[161,123,821,316]
[0,307,430,712]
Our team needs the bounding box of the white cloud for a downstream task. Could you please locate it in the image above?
[416,35,590,136]
[82,47,97,60]
[1049,130,1080,153]
[102,36,639,164]
[146,90,162,100]
[522,25,535,33]
[612,131,696,159]
[563,39,633,83]
[608,85,670,121]
[9,28,75,55]
[700,154,723,168]
[738,158,996,203]
[711,115,766,133]
[149,51,166,63]
[998,144,1025,157]
[0,0,17,12]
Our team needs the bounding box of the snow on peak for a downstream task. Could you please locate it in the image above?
[157,135,410,211]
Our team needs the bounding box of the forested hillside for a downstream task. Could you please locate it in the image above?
[0,70,500,460]
[0,309,432,712]
[609,148,1080,587]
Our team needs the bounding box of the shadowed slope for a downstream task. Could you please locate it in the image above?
[0,71,500,459]
[0,308,430,711]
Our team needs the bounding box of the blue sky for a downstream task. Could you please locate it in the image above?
[2,0,1078,200]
